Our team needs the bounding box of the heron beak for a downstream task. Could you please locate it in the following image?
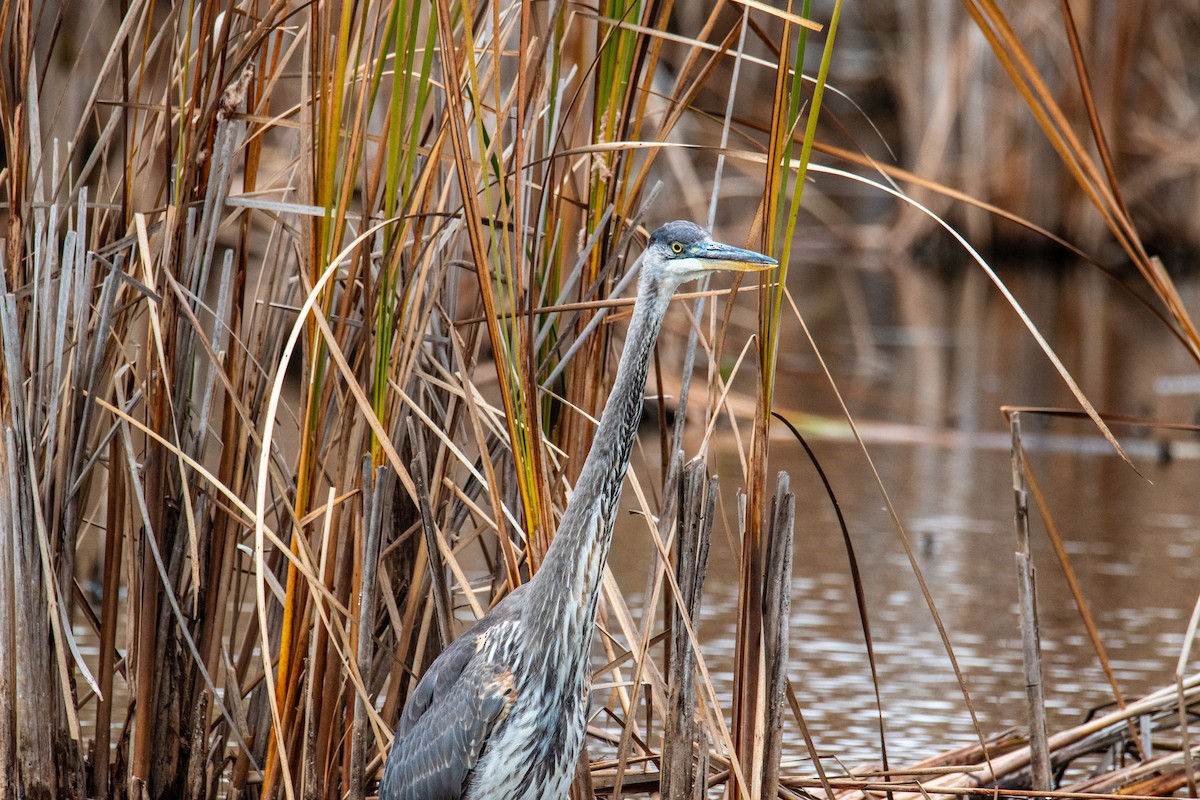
[688,240,778,272]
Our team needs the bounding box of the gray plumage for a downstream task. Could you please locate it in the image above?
[380,221,776,800]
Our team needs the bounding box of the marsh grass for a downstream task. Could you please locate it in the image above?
[1,1,1198,799]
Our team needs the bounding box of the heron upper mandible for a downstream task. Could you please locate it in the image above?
[380,220,777,800]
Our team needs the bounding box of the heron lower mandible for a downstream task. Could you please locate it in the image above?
[380,221,777,800]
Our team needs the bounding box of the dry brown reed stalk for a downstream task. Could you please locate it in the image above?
[1009,412,1052,791]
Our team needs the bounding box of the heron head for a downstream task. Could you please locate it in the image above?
[642,220,777,287]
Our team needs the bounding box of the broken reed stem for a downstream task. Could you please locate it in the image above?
[762,471,796,800]
[93,432,126,798]
[350,462,388,799]
[0,431,14,797]
[413,455,451,650]
[4,425,58,796]
[662,457,717,800]
[1010,411,1052,792]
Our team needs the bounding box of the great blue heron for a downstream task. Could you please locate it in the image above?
[380,220,777,800]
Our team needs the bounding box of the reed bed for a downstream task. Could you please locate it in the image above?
[0,2,1197,800]
[825,1,1200,258]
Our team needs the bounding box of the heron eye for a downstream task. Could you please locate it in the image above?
[671,242,683,254]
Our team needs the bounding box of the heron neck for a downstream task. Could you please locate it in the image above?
[526,276,673,639]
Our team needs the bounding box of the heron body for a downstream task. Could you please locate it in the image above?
[380,221,776,800]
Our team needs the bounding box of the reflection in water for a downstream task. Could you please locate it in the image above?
[609,261,1200,770]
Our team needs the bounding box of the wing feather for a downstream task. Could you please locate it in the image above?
[379,592,524,800]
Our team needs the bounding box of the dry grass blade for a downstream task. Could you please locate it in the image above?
[732,0,824,32]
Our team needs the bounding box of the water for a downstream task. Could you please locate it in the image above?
[607,259,1200,772]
